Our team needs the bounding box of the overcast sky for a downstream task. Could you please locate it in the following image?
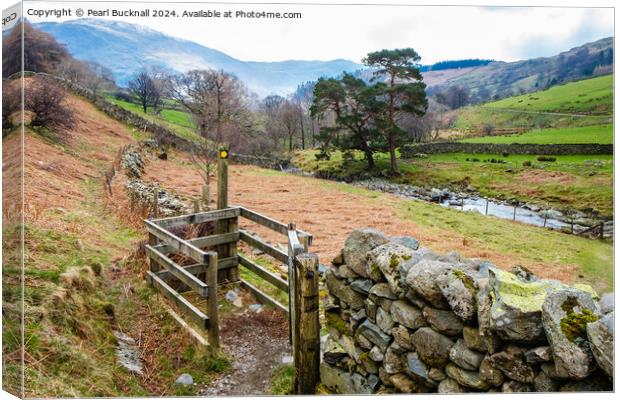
[23,1,614,64]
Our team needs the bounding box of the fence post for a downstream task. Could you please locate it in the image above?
[216,149,234,282]
[543,213,548,227]
[152,186,159,218]
[461,198,464,211]
[294,253,320,395]
[599,222,604,239]
[206,252,220,349]
[202,185,210,210]
[513,205,517,221]
[485,199,489,216]
[193,198,201,213]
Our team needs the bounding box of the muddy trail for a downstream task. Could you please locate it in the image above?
[199,303,291,396]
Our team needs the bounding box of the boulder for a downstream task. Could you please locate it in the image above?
[488,268,561,342]
[367,243,415,295]
[343,228,389,278]
[391,324,414,351]
[524,346,552,364]
[390,236,420,251]
[405,352,434,387]
[488,346,537,384]
[533,371,561,392]
[449,339,484,371]
[559,372,612,392]
[320,363,374,394]
[479,355,505,387]
[325,269,365,310]
[422,307,464,337]
[350,279,373,295]
[390,301,426,330]
[586,311,614,379]
[376,307,395,333]
[598,292,613,315]
[436,268,478,321]
[502,380,533,392]
[410,327,454,368]
[541,288,600,380]
[445,363,491,391]
[405,259,452,309]
[437,377,467,393]
[355,320,392,352]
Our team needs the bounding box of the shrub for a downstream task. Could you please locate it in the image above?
[537,156,557,162]
[522,160,532,167]
[502,151,509,157]
[113,90,134,103]
[3,76,75,132]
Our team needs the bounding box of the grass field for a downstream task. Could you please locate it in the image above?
[459,124,613,144]
[451,75,613,132]
[485,75,613,114]
[295,149,613,216]
[106,96,200,142]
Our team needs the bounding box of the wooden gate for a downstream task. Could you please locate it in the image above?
[144,151,320,394]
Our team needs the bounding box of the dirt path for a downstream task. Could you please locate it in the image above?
[200,305,291,396]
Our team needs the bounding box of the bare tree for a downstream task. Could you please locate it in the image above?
[83,62,115,96]
[279,101,301,151]
[128,70,161,113]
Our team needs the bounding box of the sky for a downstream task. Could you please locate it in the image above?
[19,1,615,64]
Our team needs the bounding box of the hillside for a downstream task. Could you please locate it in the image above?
[34,19,361,96]
[428,37,613,101]
[2,87,230,397]
[450,75,613,133]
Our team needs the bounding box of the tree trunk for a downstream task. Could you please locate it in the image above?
[388,137,399,175]
[299,114,306,150]
[364,147,375,170]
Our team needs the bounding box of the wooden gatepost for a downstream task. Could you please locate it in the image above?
[145,149,321,393]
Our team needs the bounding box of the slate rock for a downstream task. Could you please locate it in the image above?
[390,300,426,330]
[586,311,614,379]
[369,282,398,300]
[343,228,389,278]
[390,236,420,251]
[462,326,487,353]
[449,339,484,371]
[488,346,537,384]
[436,268,478,321]
[410,327,454,368]
[175,373,193,386]
[533,370,561,392]
[376,307,395,333]
[324,336,348,365]
[320,363,374,394]
[502,380,533,392]
[390,373,429,393]
[479,355,505,387]
[422,306,463,336]
[428,368,446,382]
[336,264,359,279]
[524,346,552,364]
[559,372,612,392]
[598,292,613,314]
[405,259,452,309]
[384,344,405,374]
[325,269,365,310]
[405,352,433,385]
[445,363,491,390]
[541,288,600,380]
[356,320,392,352]
[368,346,384,363]
[391,324,414,351]
[437,377,467,393]
[350,279,373,295]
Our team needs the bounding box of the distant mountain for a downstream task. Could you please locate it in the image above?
[423,37,613,102]
[34,19,362,96]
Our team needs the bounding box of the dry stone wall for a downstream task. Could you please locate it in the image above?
[320,228,614,394]
[401,142,613,157]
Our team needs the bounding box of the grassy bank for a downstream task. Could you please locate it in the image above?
[295,149,613,216]
[459,124,613,145]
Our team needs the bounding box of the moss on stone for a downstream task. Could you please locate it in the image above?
[390,254,400,269]
[452,269,477,294]
[370,263,381,275]
[326,312,349,335]
[402,255,412,261]
[560,308,599,344]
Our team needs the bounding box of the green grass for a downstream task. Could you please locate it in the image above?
[295,149,613,216]
[270,365,294,395]
[485,75,613,114]
[460,124,613,145]
[452,75,613,131]
[106,96,200,142]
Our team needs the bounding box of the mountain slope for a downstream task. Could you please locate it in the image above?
[35,19,361,96]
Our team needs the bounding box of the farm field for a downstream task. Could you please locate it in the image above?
[459,124,613,144]
[451,75,613,132]
[295,149,613,216]
[143,153,613,293]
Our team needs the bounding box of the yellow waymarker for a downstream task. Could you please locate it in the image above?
[219,149,229,159]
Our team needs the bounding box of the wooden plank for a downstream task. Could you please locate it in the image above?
[144,219,207,264]
[154,257,238,281]
[240,279,289,315]
[152,207,240,229]
[238,255,288,292]
[190,232,239,249]
[239,230,288,264]
[147,245,208,297]
[146,271,209,330]
[294,253,320,394]
[206,252,220,349]
[239,207,313,244]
